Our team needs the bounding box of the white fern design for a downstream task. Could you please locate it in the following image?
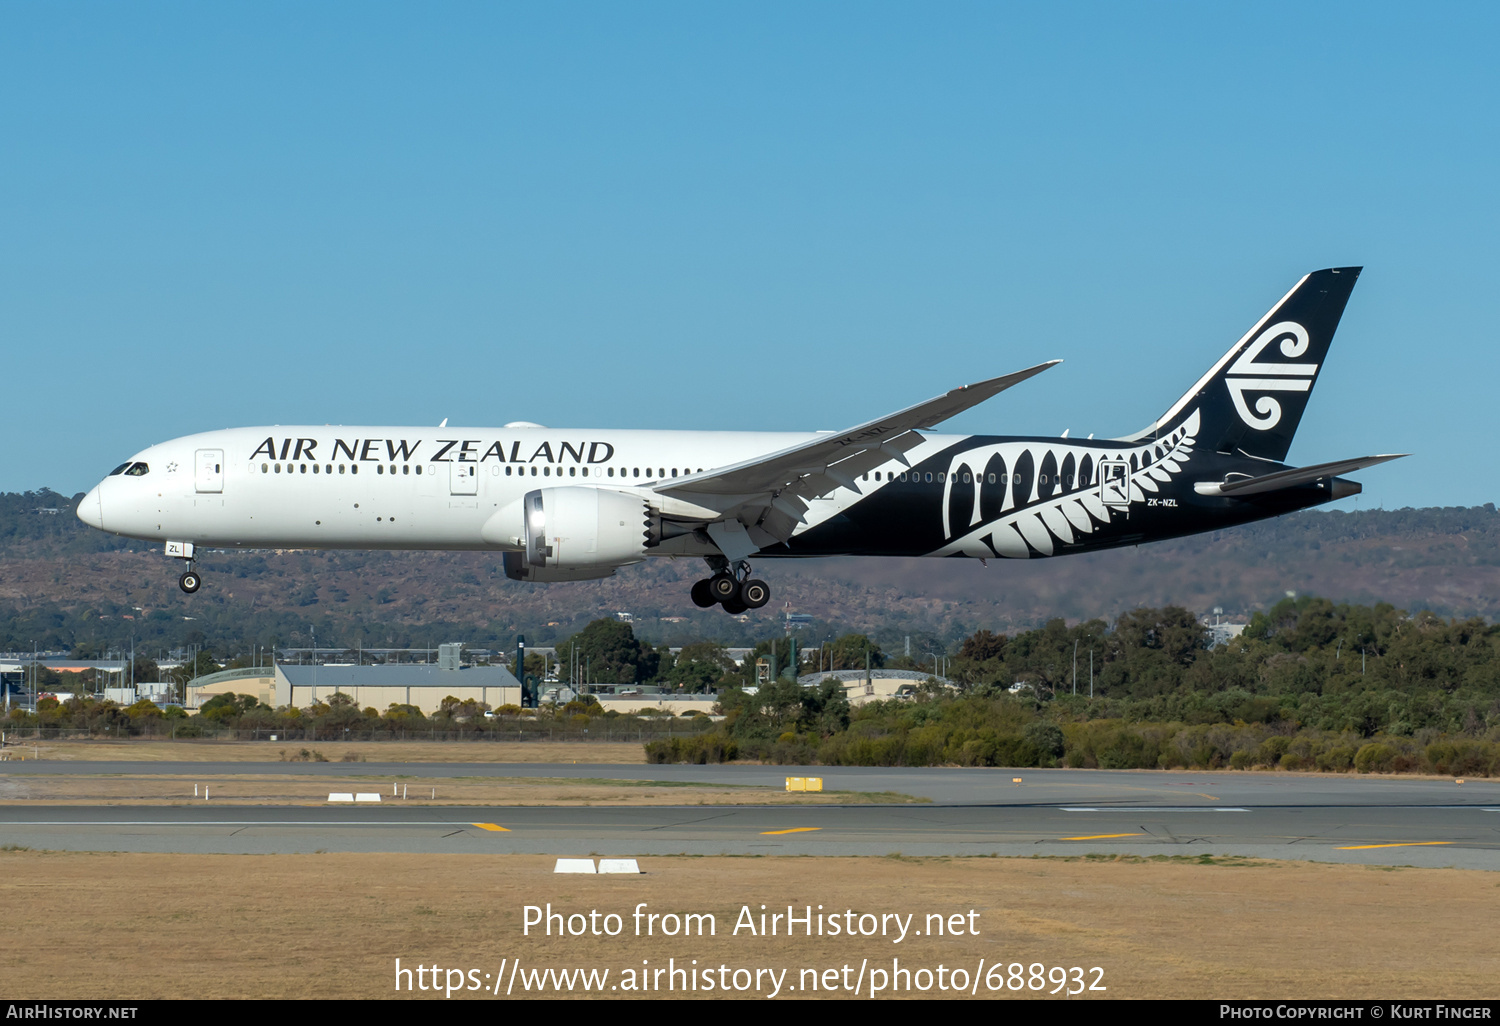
[932,409,1200,558]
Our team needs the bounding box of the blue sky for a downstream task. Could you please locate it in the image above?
[2,2,1495,509]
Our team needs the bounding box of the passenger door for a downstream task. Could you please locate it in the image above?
[1099,459,1130,509]
[195,449,224,493]
[450,463,478,496]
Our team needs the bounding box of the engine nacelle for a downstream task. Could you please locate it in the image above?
[517,487,650,572]
[501,552,621,582]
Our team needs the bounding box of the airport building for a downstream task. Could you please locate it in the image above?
[795,669,956,707]
[273,647,522,714]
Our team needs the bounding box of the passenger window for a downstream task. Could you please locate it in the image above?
[312,464,320,474]
[416,465,422,475]
[581,468,588,477]
[633,468,639,478]
[275,464,282,474]
[543,466,551,476]
[987,473,995,484]
[570,467,577,477]
[300,464,307,474]
[338,465,345,474]
[351,465,358,475]
[377,465,384,475]
[402,465,409,475]
[262,464,269,474]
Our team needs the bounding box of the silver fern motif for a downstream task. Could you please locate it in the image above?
[932,409,1200,558]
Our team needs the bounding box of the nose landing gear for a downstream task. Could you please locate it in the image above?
[165,541,202,594]
[692,559,770,614]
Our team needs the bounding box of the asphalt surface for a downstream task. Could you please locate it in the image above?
[2,763,1497,868]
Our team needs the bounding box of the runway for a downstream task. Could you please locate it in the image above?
[2,764,1497,868]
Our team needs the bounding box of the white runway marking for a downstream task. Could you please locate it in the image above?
[1060,807,1250,813]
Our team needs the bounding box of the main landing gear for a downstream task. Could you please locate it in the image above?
[691,559,770,615]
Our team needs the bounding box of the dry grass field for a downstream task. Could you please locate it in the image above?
[1,738,648,763]
[1,851,1495,1000]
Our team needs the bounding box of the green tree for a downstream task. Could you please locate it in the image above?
[958,629,1008,663]
[555,619,660,685]
[824,634,886,671]
[665,642,735,692]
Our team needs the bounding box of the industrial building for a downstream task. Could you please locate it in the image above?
[273,644,521,714]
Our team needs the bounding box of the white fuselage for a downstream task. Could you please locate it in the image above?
[77,424,962,553]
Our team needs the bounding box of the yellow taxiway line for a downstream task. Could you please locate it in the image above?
[761,827,821,835]
[1336,841,1450,850]
[1060,833,1145,841]
[473,823,510,832]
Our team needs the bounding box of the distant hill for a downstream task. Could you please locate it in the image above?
[1,488,1496,653]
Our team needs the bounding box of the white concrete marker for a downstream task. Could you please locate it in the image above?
[328,793,355,802]
[598,859,641,874]
[355,793,381,802]
[554,859,597,874]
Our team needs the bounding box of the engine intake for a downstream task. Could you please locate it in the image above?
[519,487,650,571]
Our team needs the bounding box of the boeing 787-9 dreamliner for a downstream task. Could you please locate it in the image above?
[78,268,1403,614]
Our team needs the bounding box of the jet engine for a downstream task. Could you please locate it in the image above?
[512,487,650,575]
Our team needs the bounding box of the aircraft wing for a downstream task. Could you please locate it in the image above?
[652,360,1060,549]
[1193,453,1408,497]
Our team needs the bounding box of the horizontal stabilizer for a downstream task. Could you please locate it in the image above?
[1194,454,1407,497]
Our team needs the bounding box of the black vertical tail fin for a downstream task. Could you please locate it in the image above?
[1122,267,1362,462]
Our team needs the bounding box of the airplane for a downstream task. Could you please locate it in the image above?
[77,267,1404,614]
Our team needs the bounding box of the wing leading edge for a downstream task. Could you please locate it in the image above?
[653,360,1061,548]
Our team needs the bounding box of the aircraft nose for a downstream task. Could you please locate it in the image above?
[77,484,104,529]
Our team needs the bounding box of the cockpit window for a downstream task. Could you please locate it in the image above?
[108,463,132,476]
[123,463,150,477]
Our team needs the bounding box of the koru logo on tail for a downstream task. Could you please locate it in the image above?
[1225,321,1316,430]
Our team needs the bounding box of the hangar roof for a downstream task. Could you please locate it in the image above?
[276,663,520,689]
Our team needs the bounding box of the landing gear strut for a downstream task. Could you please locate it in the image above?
[692,559,770,614]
